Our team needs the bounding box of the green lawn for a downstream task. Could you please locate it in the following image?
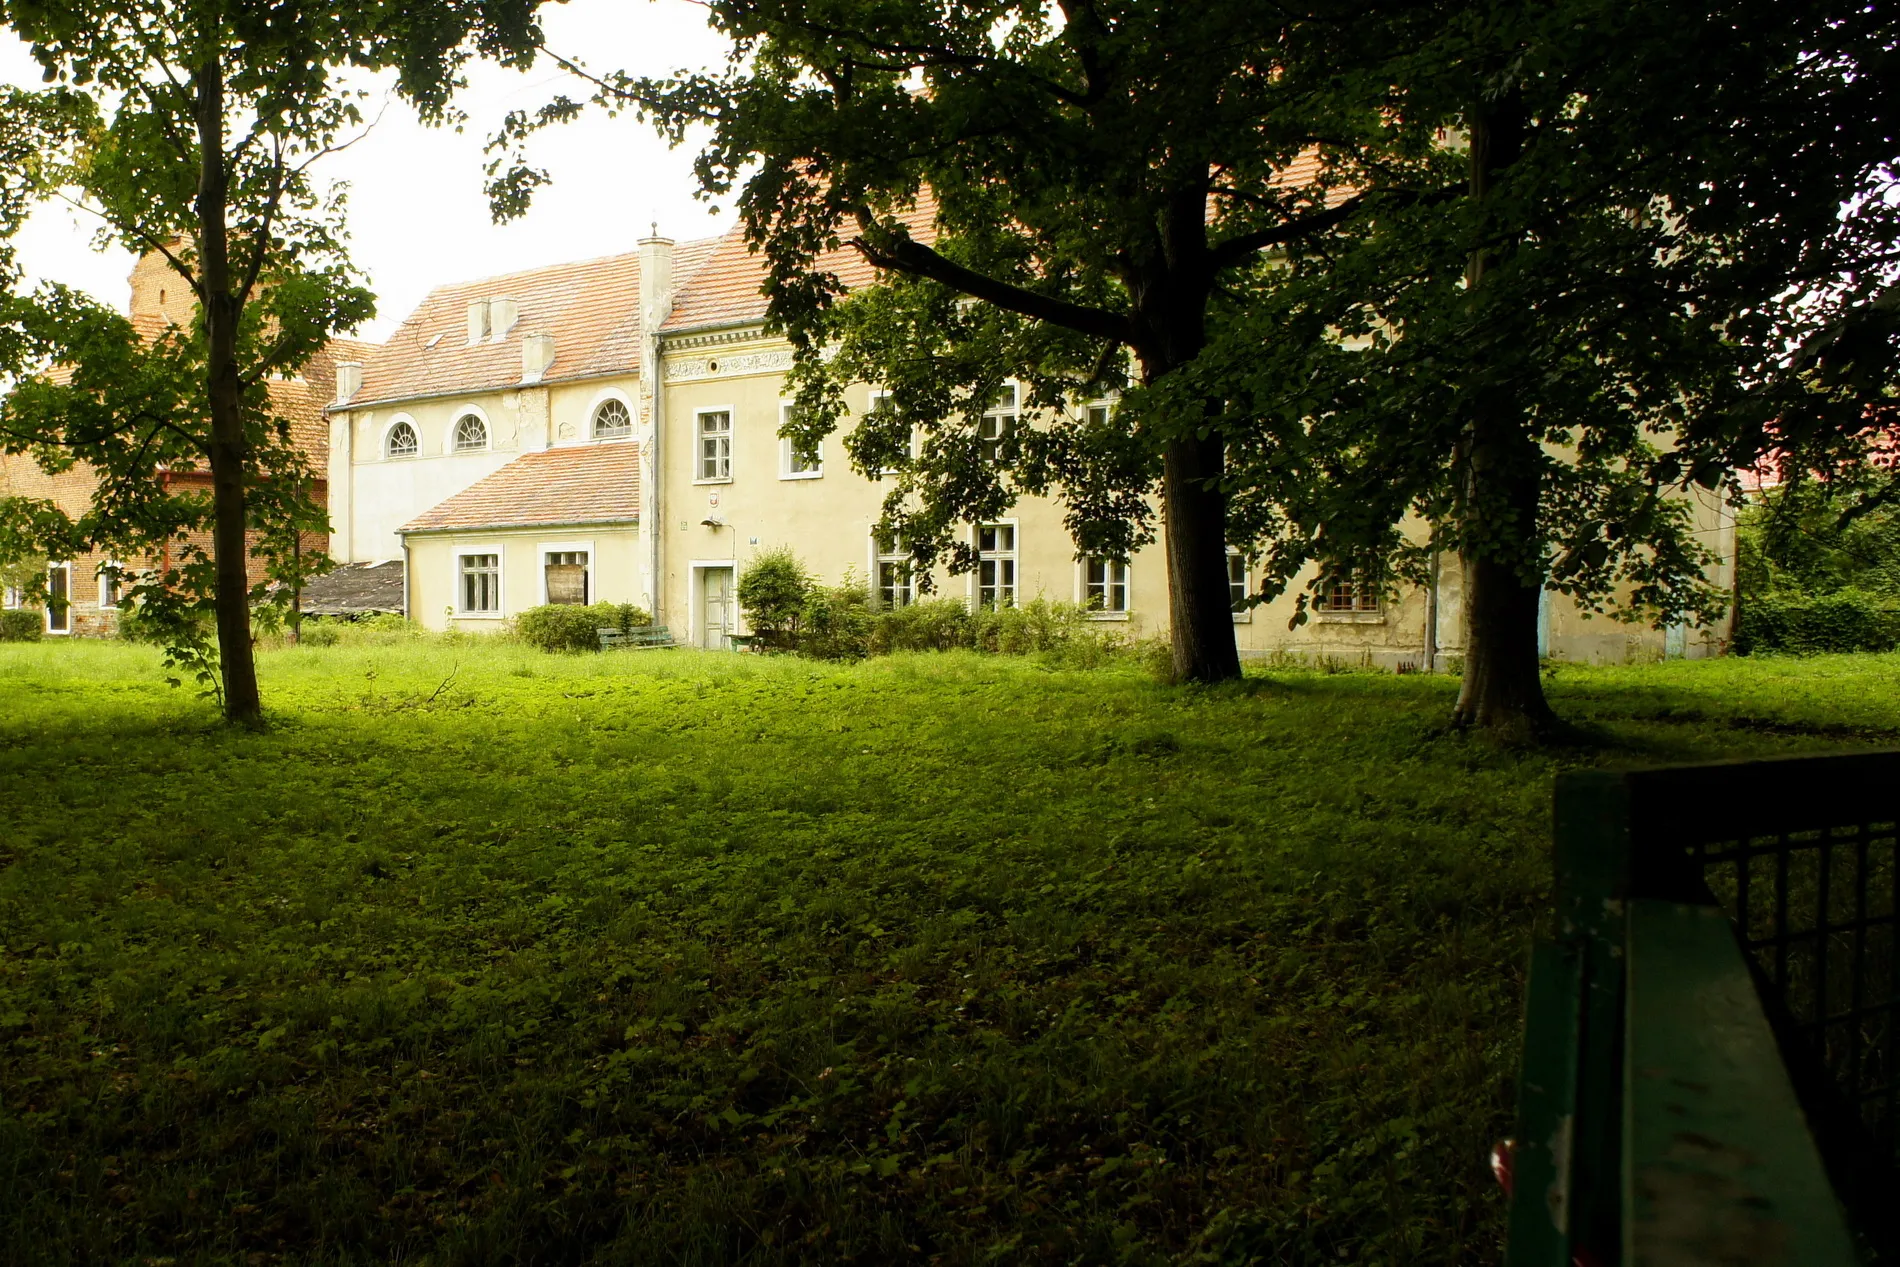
[2,640,1897,1265]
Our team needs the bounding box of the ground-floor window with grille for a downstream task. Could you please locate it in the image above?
[459,552,501,614]
[1083,556,1128,614]
[544,550,589,605]
[1317,574,1381,613]
[978,523,1017,608]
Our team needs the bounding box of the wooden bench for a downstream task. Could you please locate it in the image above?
[1503,753,1899,1265]
[597,624,675,651]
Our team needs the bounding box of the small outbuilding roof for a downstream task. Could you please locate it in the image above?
[399,443,641,534]
[300,560,405,617]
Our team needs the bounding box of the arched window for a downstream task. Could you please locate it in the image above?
[385,420,419,459]
[453,413,489,452]
[593,398,632,440]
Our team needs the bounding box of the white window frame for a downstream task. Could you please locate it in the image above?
[866,389,915,476]
[694,405,734,483]
[873,532,914,609]
[450,409,491,454]
[1228,549,1254,623]
[2,585,19,609]
[453,546,506,618]
[1079,554,1130,620]
[978,383,1018,466]
[1084,399,1115,429]
[589,389,636,442]
[536,539,596,606]
[779,402,823,479]
[98,559,122,610]
[974,519,1019,610]
[45,561,72,635]
[382,414,421,460]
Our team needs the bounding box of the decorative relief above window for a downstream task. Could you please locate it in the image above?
[663,349,796,381]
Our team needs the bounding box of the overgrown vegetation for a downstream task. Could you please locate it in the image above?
[4,640,1897,1264]
[0,607,41,641]
[514,601,653,653]
[1737,482,1900,654]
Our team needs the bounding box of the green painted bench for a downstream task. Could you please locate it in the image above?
[1504,753,1898,1266]
[597,624,675,651]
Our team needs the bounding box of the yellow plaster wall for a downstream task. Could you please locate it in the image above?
[404,523,643,633]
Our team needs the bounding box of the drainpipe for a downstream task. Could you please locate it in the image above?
[1424,549,1440,673]
[639,228,676,623]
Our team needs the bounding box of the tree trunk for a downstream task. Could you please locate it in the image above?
[194,57,262,724]
[1451,90,1553,734]
[1161,430,1242,683]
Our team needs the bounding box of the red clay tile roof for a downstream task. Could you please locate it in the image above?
[350,239,719,409]
[399,442,641,533]
[663,198,939,333]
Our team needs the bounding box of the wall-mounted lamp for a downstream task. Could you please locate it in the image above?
[701,516,727,529]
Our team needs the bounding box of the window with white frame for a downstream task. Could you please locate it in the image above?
[385,420,419,459]
[977,522,1017,608]
[875,533,913,608]
[1228,551,1253,617]
[452,413,489,452]
[3,584,20,608]
[867,390,914,473]
[544,550,589,605]
[458,552,501,614]
[45,562,71,633]
[1317,574,1381,613]
[979,385,1017,464]
[780,403,822,478]
[1083,556,1129,614]
[1086,401,1113,428]
[697,408,732,480]
[98,561,121,610]
[593,398,632,440]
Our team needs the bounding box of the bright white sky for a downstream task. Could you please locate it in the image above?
[1,0,737,341]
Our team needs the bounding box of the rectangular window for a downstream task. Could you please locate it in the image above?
[543,550,589,605]
[46,562,70,634]
[979,385,1017,464]
[1228,552,1250,614]
[1086,402,1113,429]
[868,390,914,473]
[875,534,913,609]
[459,552,501,614]
[1317,575,1381,613]
[781,404,822,478]
[977,522,1017,608]
[1083,556,1129,614]
[98,561,121,610]
[3,585,20,609]
[697,409,732,480]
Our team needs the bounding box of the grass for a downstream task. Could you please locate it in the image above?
[2,640,1898,1266]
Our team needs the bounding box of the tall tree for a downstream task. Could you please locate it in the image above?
[1192,0,1897,732]
[490,0,1409,683]
[0,0,544,721]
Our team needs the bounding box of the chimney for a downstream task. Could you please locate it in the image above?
[334,361,363,404]
[639,226,676,332]
[488,296,519,342]
[466,300,489,346]
[520,333,555,384]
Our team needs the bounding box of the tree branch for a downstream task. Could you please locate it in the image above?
[849,215,1134,345]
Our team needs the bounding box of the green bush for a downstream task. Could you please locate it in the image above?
[737,548,812,649]
[0,608,43,642]
[1735,587,1900,655]
[513,601,649,654]
[290,612,425,648]
[971,596,1088,654]
[799,578,876,660]
[868,596,973,653]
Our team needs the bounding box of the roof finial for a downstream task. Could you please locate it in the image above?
[651,219,659,238]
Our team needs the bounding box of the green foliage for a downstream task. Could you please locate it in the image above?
[0,608,41,642]
[1735,589,1900,656]
[1738,482,1900,600]
[866,595,973,653]
[514,602,654,654]
[5,640,1898,1262]
[737,547,813,648]
[295,612,425,649]
[798,575,875,660]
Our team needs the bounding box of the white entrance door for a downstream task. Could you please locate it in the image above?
[701,567,734,649]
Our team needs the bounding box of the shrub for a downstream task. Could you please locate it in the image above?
[737,548,812,649]
[1735,587,1900,655]
[971,597,1088,654]
[868,596,974,653]
[799,578,875,660]
[0,608,43,642]
[518,604,604,654]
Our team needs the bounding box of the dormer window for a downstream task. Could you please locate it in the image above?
[593,398,632,440]
[453,414,489,452]
[385,420,419,459]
